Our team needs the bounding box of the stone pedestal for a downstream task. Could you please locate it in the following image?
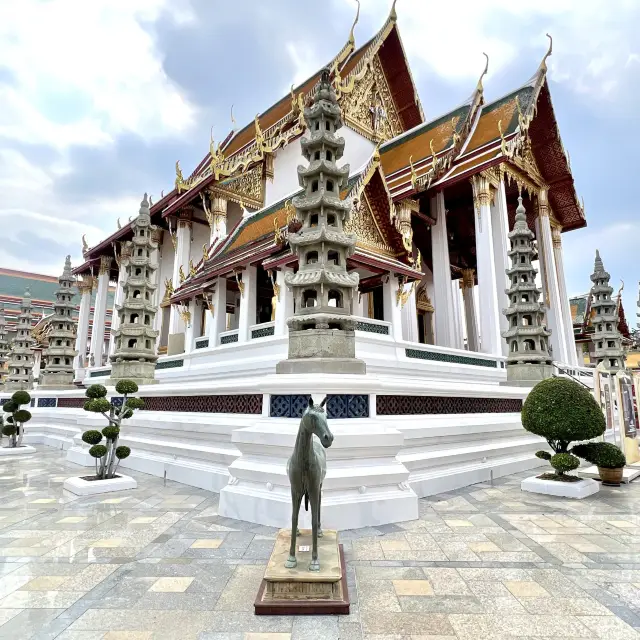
[109,361,158,386]
[503,363,554,387]
[38,373,78,390]
[255,529,349,615]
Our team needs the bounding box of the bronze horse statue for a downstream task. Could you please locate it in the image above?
[285,396,334,571]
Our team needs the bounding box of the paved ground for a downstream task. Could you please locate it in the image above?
[2,449,640,639]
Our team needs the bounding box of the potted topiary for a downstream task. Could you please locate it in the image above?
[521,377,605,498]
[63,380,143,495]
[0,391,36,456]
[572,442,627,486]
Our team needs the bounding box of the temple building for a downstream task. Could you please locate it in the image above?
[5,5,595,530]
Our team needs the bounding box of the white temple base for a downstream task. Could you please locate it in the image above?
[0,444,36,456]
[521,475,599,498]
[63,474,137,496]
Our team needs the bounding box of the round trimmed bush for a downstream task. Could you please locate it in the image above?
[119,407,133,420]
[2,425,16,436]
[6,416,13,424]
[14,409,31,423]
[84,398,112,414]
[102,426,120,440]
[522,378,605,451]
[11,391,31,405]
[115,380,138,395]
[125,397,144,411]
[3,401,17,413]
[115,445,131,460]
[85,384,108,399]
[572,442,626,469]
[535,451,552,461]
[550,453,580,474]
[82,430,103,445]
[88,444,108,459]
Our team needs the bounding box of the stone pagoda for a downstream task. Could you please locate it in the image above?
[501,196,552,385]
[40,255,78,389]
[277,68,365,374]
[589,250,625,371]
[0,303,9,386]
[5,288,35,391]
[108,194,159,385]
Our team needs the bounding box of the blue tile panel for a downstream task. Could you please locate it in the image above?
[270,394,369,419]
[405,348,498,368]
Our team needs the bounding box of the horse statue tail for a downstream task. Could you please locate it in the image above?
[304,492,309,512]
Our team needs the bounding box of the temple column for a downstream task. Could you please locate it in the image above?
[237,266,257,343]
[430,191,456,347]
[168,210,192,342]
[74,278,93,374]
[274,268,293,336]
[88,256,111,367]
[208,195,228,246]
[353,290,365,317]
[536,189,569,363]
[450,279,464,349]
[461,268,479,352]
[490,176,511,356]
[552,225,579,366]
[383,275,404,342]
[401,286,419,342]
[184,299,199,354]
[471,175,502,356]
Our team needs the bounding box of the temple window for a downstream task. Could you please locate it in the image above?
[326,180,334,192]
[145,292,150,300]
[511,341,518,352]
[606,323,612,331]
[512,276,518,284]
[65,358,70,365]
[133,289,141,298]
[135,268,142,276]
[520,255,526,264]
[524,339,535,351]
[56,340,61,346]
[521,294,529,302]
[314,151,320,160]
[511,317,517,327]
[309,214,318,227]
[328,289,342,308]
[610,359,618,367]
[144,314,150,325]
[325,121,331,131]
[315,121,320,131]
[312,180,319,192]
[138,248,143,256]
[327,214,336,226]
[146,339,151,349]
[54,357,60,364]
[608,340,615,348]
[326,150,332,161]
[598,341,603,348]
[303,290,317,307]
[328,250,339,265]
[139,229,144,236]
[521,275,528,283]
[306,251,319,264]
[522,315,532,326]
[130,313,139,323]
[128,338,137,348]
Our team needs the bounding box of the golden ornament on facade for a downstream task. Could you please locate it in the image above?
[98,255,112,275]
[189,260,197,278]
[179,265,186,284]
[461,268,476,291]
[395,279,416,308]
[234,270,245,297]
[163,278,174,301]
[416,286,434,313]
[178,304,191,328]
[273,216,285,245]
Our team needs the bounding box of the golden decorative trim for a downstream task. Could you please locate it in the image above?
[179,265,186,284]
[98,255,112,276]
[189,260,197,278]
[396,279,416,308]
[269,270,280,322]
[394,198,418,255]
[461,268,475,291]
[345,191,398,258]
[551,225,562,249]
[178,303,191,328]
[416,286,434,313]
[163,278,174,301]
[235,270,245,297]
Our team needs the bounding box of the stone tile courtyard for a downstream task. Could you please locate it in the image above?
[3,449,640,639]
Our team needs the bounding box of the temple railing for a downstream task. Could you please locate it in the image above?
[219,329,239,345]
[553,362,594,389]
[353,316,391,336]
[250,321,276,340]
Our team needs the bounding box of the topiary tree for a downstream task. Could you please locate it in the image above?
[522,377,605,478]
[81,380,142,479]
[572,442,626,469]
[1,391,32,448]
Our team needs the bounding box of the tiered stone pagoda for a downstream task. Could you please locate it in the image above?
[108,194,159,385]
[0,303,9,386]
[502,196,552,385]
[590,250,624,371]
[277,68,365,374]
[5,288,35,391]
[40,256,78,389]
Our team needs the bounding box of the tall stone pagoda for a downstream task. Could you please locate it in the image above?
[501,196,552,385]
[277,68,365,374]
[0,303,9,386]
[5,288,35,391]
[109,194,159,385]
[589,250,624,371]
[40,255,78,389]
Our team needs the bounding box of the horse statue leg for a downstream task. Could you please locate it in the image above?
[317,483,323,538]
[308,484,321,571]
[285,488,303,569]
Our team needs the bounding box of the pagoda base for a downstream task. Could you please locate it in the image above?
[108,360,158,386]
[3,381,33,392]
[502,363,553,387]
[39,372,76,390]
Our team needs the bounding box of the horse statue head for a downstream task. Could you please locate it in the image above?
[303,397,334,449]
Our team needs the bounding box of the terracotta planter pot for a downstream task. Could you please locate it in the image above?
[598,466,624,485]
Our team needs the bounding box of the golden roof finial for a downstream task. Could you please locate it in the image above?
[476,52,489,94]
[498,119,507,154]
[254,114,266,151]
[348,0,360,45]
[389,0,398,21]
[539,33,553,73]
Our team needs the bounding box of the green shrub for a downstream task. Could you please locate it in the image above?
[115,445,131,460]
[523,378,605,447]
[572,442,626,469]
[89,444,108,458]
[85,384,108,399]
[14,409,32,423]
[125,397,144,410]
[550,453,580,474]
[535,451,552,461]
[3,401,17,413]
[116,380,138,395]
[6,416,13,424]
[2,425,16,436]
[102,426,120,440]
[84,398,111,414]
[11,391,31,405]
[81,430,103,445]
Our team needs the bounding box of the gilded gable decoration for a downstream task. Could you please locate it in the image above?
[210,164,265,210]
[345,191,396,258]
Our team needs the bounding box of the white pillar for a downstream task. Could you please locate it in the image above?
[382,274,404,342]
[74,278,92,373]
[430,192,456,347]
[353,289,365,317]
[274,268,293,336]
[491,177,511,356]
[536,189,569,364]
[168,213,192,336]
[109,261,127,356]
[401,286,419,342]
[207,277,228,347]
[89,256,111,367]
[450,279,464,349]
[32,351,41,381]
[238,265,257,343]
[471,175,502,356]
[461,268,480,352]
[184,299,198,354]
[552,225,579,366]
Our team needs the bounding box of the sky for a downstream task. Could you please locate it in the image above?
[0,0,638,320]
